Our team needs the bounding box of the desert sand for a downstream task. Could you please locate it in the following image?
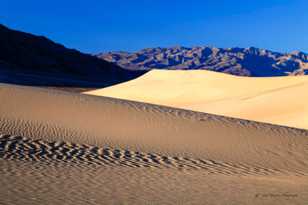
[86,69,308,129]
[1,83,308,205]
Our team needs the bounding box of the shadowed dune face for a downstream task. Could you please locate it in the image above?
[86,69,308,129]
[1,84,308,204]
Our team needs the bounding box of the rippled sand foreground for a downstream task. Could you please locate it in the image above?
[1,84,308,204]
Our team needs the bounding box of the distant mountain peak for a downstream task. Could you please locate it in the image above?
[98,46,308,77]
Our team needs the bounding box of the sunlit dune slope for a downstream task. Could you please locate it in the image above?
[1,83,308,172]
[86,69,308,129]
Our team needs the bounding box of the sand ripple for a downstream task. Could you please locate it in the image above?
[1,134,305,177]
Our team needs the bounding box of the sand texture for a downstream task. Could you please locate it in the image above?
[1,84,308,205]
[86,69,308,129]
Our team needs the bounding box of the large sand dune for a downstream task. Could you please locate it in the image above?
[1,84,308,204]
[86,70,308,129]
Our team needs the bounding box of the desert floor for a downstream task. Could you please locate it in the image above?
[1,84,308,204]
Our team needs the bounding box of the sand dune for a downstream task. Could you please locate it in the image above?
[1,84,308,204]
[86,69,308,129]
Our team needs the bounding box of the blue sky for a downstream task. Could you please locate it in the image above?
[1,0,308,54]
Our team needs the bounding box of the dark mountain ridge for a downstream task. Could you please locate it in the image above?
[0,24,145,87]
[98,46,308,77]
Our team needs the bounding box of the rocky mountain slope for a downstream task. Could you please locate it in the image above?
[0,24,145,87]
[98,46,308,77]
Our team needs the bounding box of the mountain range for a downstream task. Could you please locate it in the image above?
[0,24,145,88]
[1,23,308,86]
[98,46,308,77]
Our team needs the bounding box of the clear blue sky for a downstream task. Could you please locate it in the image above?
[1,0,308,54]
